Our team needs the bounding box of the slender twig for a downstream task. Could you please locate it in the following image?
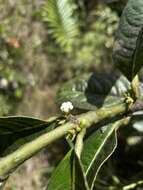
[0,103,127,179]
[75,128,86,158]
[4,99,143,181]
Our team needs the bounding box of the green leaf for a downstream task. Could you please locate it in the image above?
[113,0,143,81]
[0,116,57,156]
[0,116,51,135]
[81,123,118,189]
[57,73,130,110]
[42,0,79,51]
[132,27,143,79]
[47,149,89,190]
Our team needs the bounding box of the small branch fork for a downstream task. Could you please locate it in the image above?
[0,100,143,181]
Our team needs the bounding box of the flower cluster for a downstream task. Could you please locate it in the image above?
[60,101,73,113]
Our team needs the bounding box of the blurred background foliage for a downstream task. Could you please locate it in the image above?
[0,0,143,190]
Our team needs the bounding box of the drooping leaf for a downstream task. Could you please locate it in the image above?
[42,0,79,51]
[0,116,57,156]
[0,116,51,135]
[47,149,89,190]
[57,73,130,110]
[81,123,118,189]
[113,0,143,81]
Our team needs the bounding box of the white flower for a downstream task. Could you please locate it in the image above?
[60,101,73,113]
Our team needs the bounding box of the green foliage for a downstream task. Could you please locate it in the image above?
[0,116,52,135]
[113,0,143,81]
[81,123,117,189]
[42,4,118,77]
[1,0,143,189]
[132,28,143,80]
[0,95,11,115]
[74,5,118,66]
[57,73,130,111]
[42,0,79,52]
[47,149,89,190]
[0,116,56,157]
[0,36,27,115]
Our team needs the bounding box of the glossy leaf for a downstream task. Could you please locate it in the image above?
[81,123,117,189]
[47,149,89,190]
[113,0,143,81]
[0,116,57,156]
[0,116,52,135]
[57,73,130,110]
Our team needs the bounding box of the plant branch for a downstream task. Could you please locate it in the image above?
[0,102,135,179]
[129,99,143,113]
[75,128,86,158]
